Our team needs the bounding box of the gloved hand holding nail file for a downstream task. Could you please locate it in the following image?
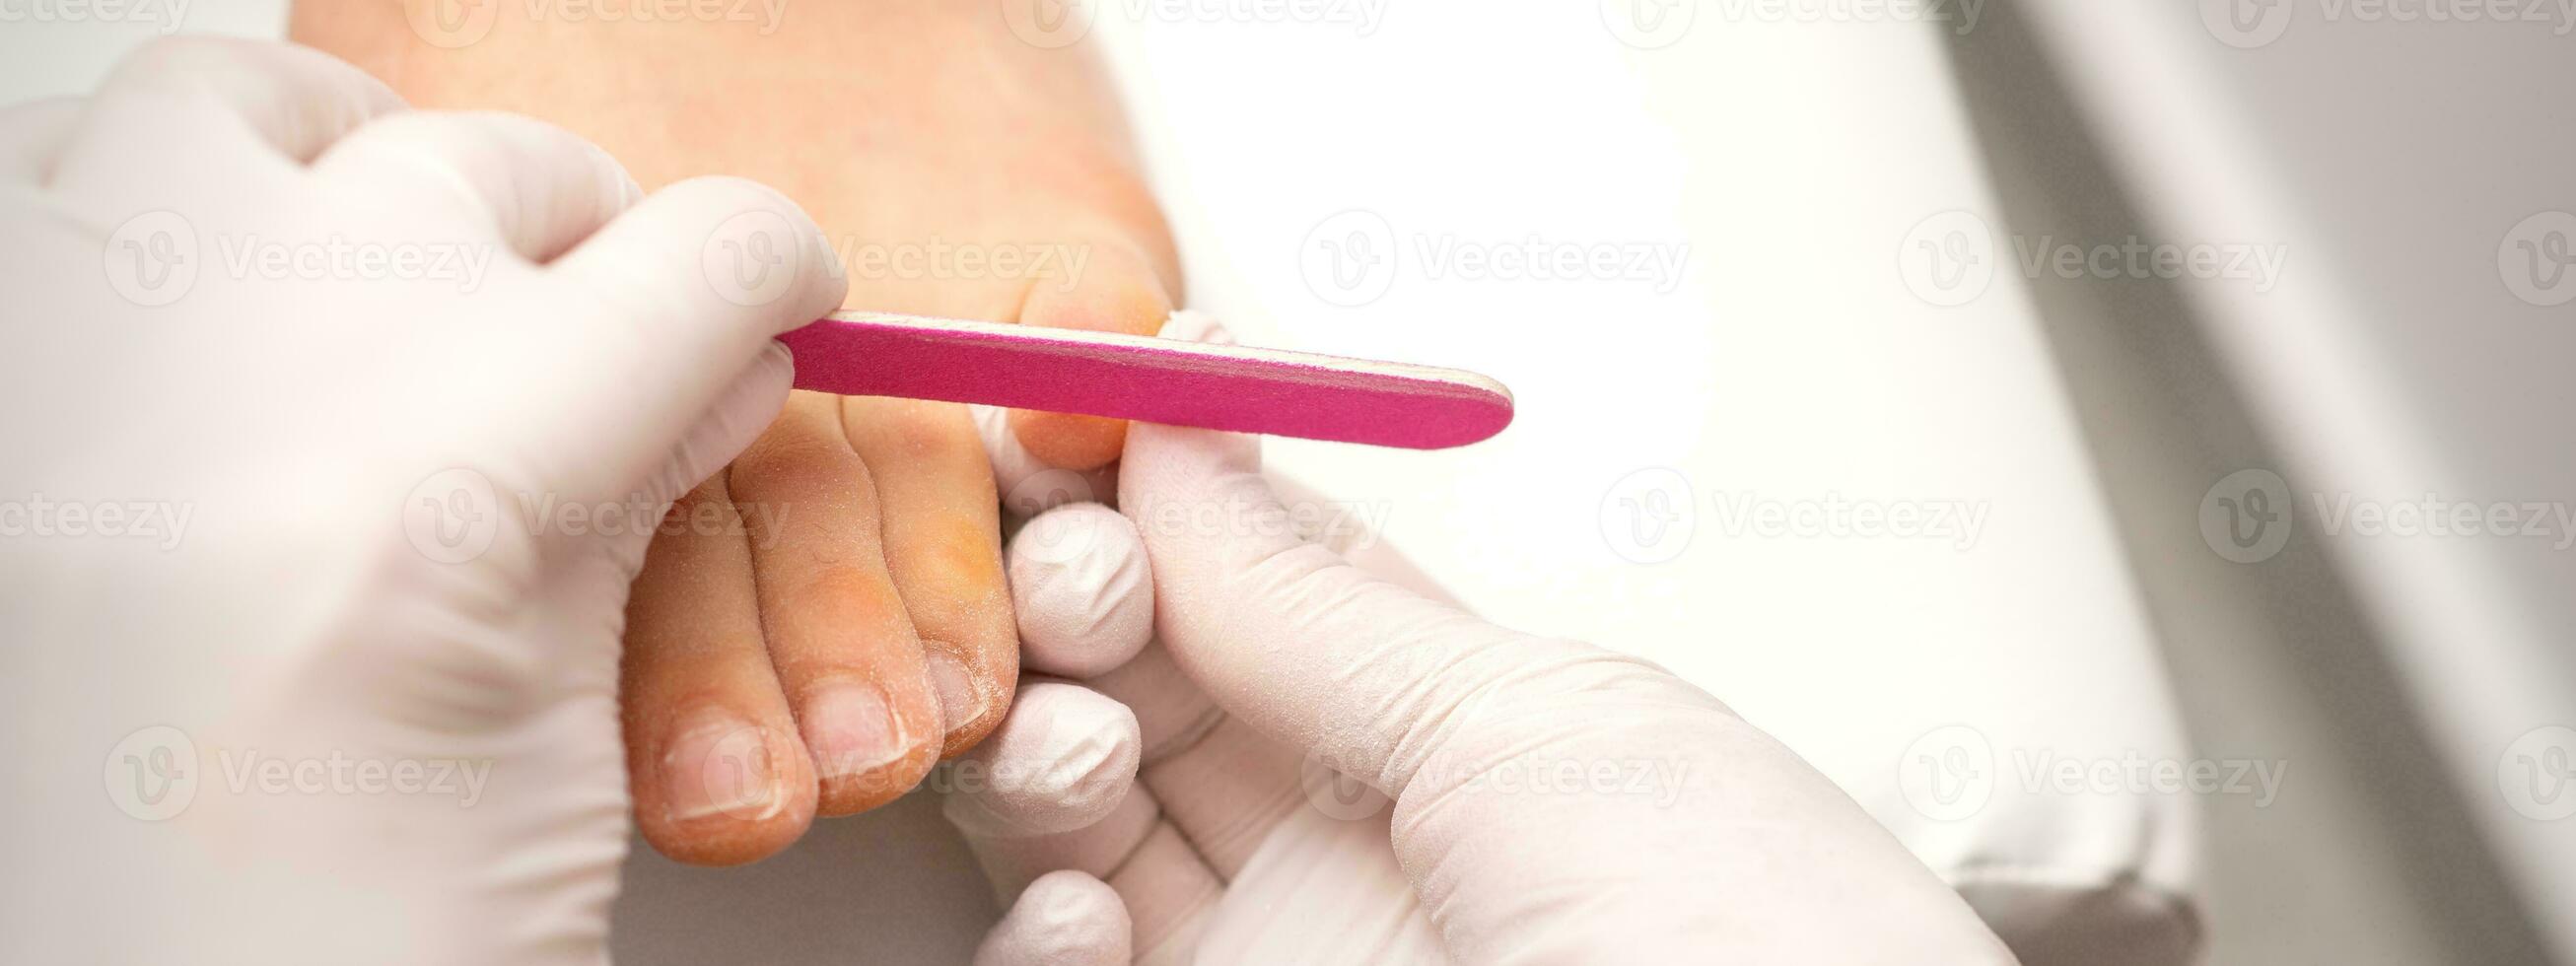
[779,311,1515,449]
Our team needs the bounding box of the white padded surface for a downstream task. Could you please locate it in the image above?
[1092,7,2197,961]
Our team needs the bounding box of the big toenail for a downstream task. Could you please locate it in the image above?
[663,710,780,823]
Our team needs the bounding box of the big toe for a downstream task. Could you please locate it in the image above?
[1008,242,1179,470]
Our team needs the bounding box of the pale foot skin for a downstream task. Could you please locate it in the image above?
[292,0,1182,865]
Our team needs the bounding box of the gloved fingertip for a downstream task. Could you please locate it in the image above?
[643,343,793,509]
[941,683,1141,838]
[1116,422,1265,537]
[1010,503,1152,679]
[973,870,1133,966]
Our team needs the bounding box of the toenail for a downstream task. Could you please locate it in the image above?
[663,709,781,823]
[803,680,905,784]
[926,647,988,735]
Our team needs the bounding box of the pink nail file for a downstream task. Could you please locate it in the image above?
[777,311,1513,449]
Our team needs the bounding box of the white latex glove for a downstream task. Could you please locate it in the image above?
[950,316,2021,964]
[0,38,843,963]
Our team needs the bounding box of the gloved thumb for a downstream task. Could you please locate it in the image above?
[1116,415,1710,810]
[1116,325,2017,964]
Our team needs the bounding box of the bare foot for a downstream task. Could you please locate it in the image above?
[292,0,1181,864]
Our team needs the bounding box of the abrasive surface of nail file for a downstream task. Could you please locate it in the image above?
[778,311,1514,449]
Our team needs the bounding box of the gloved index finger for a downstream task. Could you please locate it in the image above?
[309,110,642,264]
[55,37,404,190]
[529,174,847,506]
[1117,420,1524,797]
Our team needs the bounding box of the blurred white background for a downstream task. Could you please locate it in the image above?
[8,2,2572,963]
